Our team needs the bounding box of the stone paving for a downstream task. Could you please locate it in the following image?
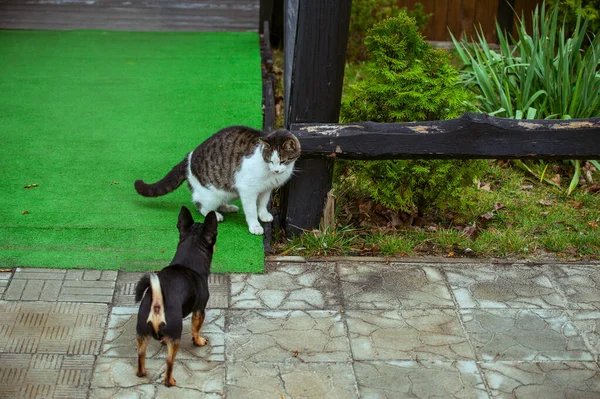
[1,260,600,398]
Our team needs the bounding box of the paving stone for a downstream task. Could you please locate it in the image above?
[445,265,565,309]
[338,262,454,309]
[101,307,224,361]
[461,309,593,361]
[13,268,67,281]
[479,361,600,398]
[114,272,229,308]
[226,310,350,362]
[3,279,26,301]
[346,309,474,361]
[226,362,358,399]
[353,360,488,399]
[551,265,600,310]
[0,272,12,299]
[230,262,341,310]
[0,301,108,356]
[0,354,94,399]
[571,311,600,361]
[90,357,224,397]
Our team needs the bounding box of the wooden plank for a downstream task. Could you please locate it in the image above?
[0,0,259,32]
[461,0,478,39]
[259,0,274,33]
[281,0,351,237]
[290,113,600,160]
[444,0,462,40]
[475,0,499,43]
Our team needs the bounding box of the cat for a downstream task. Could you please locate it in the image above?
[134,126,301,235]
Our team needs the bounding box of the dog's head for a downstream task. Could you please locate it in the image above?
[176,206,218,259]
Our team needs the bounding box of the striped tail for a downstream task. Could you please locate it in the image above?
[145,274,167,334]
[134,156,188,197]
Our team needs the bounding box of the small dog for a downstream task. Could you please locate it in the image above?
[134,206,218,387]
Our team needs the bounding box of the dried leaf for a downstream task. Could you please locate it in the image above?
[568,201,582,208]
[521,184,533,190]
[588,221,598,229]
[538,199,553,206]
[478,182,491,191]
[22,211,29,215]
[447,251,455,257]
[550,174,561,186]
[24,183,39,189]
[480,212,494,221]
[493,202,506,211]
[462,222,477,239]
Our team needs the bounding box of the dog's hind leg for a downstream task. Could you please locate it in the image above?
[191,311,208,347]
[164,338,180,387]
[136,335,150,377]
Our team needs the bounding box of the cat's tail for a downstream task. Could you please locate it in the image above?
[134,156,188,197]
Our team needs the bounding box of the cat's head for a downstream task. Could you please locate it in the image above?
[259,129,301,175]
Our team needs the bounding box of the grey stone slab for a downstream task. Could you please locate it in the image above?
[571,311,600,362]
[0,301,108,356]
[338,262,454,309]
[551,265,600,310]
[13,268,67,280]
[354,360,488,399]
[346,309,474,361]
[90,357,224,397]
[479,361,600,398]
[226,310,350,362]
[39,280,62,301]
[226,362,358,399]
[21,279,45,301]
[230,262,341,310]
[3,279,26,300]
[114,272,229,308]
[0,272,12,299]
[461,309,593,361]
[0,353,94,399]
[101,307,224,362]
[446,265,566,309]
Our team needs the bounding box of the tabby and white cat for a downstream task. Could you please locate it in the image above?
[134,126,301,235]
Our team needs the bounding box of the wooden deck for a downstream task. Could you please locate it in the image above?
[0,0,259,32]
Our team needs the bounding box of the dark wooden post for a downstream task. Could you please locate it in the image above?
[259,0,274,34]
[280,0,352,236]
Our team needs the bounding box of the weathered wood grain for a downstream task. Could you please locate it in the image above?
[0,0,259,32]
[291,113,600,160]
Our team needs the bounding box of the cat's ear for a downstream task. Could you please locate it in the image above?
[258,138,270,149]
[201,211,218,246]
[283,139,298,151]
[177,206,195,234]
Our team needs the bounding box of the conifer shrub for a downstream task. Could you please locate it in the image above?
[347,1,431,62]
[339,13,486,218]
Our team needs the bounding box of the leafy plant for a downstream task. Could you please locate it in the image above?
[340,13,486,217]
[547,0,600,37]
[452,1,600,194]
[347,1,431,62]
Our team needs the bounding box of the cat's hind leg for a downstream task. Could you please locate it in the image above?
[218,204,239,213]
[191,190,224,222]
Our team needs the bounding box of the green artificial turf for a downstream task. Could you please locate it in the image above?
[0,30,264,273]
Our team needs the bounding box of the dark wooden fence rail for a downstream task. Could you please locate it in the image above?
[292,114,600,160]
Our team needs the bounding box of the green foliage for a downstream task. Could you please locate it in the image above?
[347,1,431,62]
[339,14,486,216]
[452,1,600,194]
[547,0,600,36]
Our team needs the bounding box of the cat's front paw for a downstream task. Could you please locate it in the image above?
[248,224,264,235]
[258,211,273,223]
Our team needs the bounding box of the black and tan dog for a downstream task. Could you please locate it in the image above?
[134,206,217,387]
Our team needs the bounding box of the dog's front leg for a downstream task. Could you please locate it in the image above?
[136,335,149,377]
[164,338,180,387]
[191,311,208,346]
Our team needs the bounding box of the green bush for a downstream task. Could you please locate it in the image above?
[547,0,600,36]
[452,1,600,194]
[347,1,431,62]
[339,13,486,217]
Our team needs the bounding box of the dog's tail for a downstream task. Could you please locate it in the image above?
[134,155,189,197]
[135,273,167,335]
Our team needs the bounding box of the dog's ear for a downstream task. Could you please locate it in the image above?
[177,206,194,234]
[201,211,218,246]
